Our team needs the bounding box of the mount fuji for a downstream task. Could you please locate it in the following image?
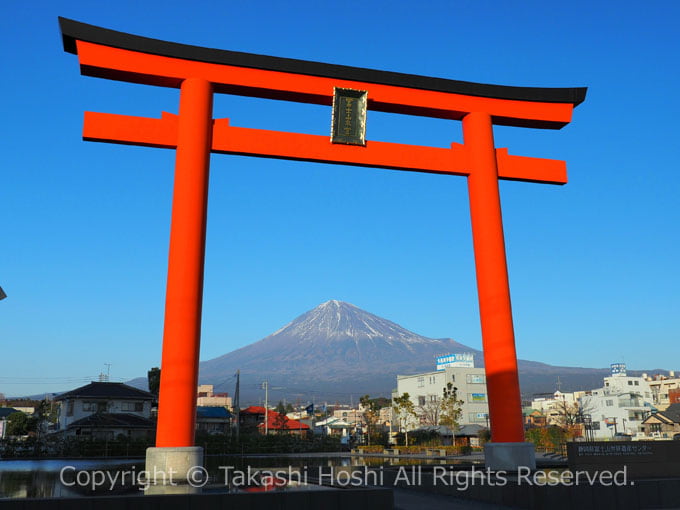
[123,300,670,404]
[199,300,476,403]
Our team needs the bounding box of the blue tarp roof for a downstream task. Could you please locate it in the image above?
[197,406,231,419]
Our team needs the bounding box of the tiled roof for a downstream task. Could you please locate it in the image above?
[240,406,267,415]
[67,412,154,429]
[0,408,19,419]
[257,411,310,430]
[55,382,154,401]
[658,403,680,423]
[456,424,485,436]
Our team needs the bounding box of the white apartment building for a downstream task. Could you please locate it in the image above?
[394,363,489,431]
[579,366,655,439]
[644,371,679,410]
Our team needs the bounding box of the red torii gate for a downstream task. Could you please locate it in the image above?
[60,17,585,472]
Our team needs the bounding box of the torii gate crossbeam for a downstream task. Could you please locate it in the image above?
[59,17,585,474]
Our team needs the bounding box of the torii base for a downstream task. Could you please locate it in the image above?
[484,442,536,472]
[145,446,204,489]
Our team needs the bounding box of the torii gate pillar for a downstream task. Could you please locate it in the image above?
[146,77,213,486]
[465,111,535,468]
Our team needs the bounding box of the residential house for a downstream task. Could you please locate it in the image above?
[257,411,309,436]
[196,406,232,435]
[239,406,267,432]
[315,416,353,439]
[0,407,19,439]
[530,391,586,427]
[522,407,546,428]
[54,382,155,440]
[641,403,680,439]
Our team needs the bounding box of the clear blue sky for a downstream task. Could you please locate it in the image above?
[1,1,678,397]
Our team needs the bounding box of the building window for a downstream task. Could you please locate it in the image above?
[67,401,74,416]
[469,393,487,403]
[468,412,487,423]
[606,400,614,407]
[466,374,485,384]
[417,377,425,388]
[429,376,436,384]
[121,402,143,412]
[451,375,455,382]
[418,396,426,406]
[83,401,107,413]
[628,381,633,385]
[429,395,438,403]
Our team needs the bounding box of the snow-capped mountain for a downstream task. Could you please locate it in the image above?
[125,300,671,403]
[268,300,436,346]
[199,300,473,402]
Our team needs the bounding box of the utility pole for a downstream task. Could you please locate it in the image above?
[262,380,269,435]
[234,370,240,441]
[105,363,112,381]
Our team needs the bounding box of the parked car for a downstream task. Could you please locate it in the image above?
[613,433,632,441]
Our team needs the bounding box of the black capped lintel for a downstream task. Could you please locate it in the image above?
[59,17,586,107]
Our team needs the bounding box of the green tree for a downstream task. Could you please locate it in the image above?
[392,393,417,446]
[439,383,464,431]
[272,411,290,433]
[6,412,37,436]
[359,395,380,446]
[274,400,287,416]
[147,367,161,396]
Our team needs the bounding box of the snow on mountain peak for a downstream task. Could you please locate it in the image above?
[267,300,432,345]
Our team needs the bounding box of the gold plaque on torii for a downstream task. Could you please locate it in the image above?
[331,87,367,146]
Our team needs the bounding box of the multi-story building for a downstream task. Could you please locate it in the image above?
[196,384,232,410]
[643,371,680,410]
[579,364,655,439]
[332,408,364,426]
[393,357,489,430]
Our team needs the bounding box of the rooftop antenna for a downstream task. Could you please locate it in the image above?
[104,363,112,381]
